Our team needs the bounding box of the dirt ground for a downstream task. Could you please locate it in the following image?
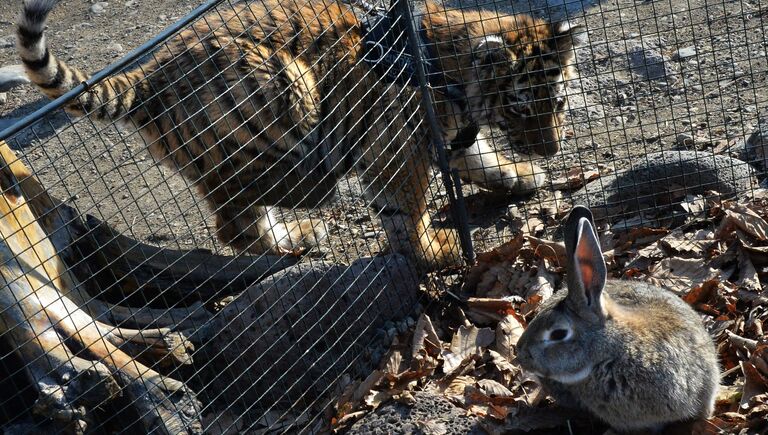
[0,0,766,431]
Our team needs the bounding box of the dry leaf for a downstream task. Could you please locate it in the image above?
[415,419,448,435]
[466,403,489,418]
[524,216,545,236]
[412,314,441,359]
[737,246,761,292]
[647,257,721,295]
[683,280,721,306]
[524,260,557,305]
[385,350,403,376]
[611,214,652,231]
[466,297,516,314]
[659,229,715,257]
[526,236,567,266]
[364,390,392,408]
[718,203,768,241]
[487,350,518,375]
[680,194,707,215]
[744,394,768,431]
[443,375,475,397]
[477,379,514,398]
[442,325,495,375]
[551,167,600,190]
[741,341,768,407]
[392,391,416,405]
[475,266,533,299]
[488,403,511,420]
[741,361,768,407]
[614,227,670,253]
[742,242,768,268]
[334,375,358,417]
[464,233,525,293]
[495,314,525,361]
[353,370,384,404]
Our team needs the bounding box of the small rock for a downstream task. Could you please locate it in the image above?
[396,321,408,333]
[0,92,6,105]
[0,35,14,49]
[90,2,107,14]
[676,133,694,147]
[107,42,123,53]
[362,231,378,239]
[627,43,676,82]
[672,46,696,61]
[124,0,136,6]
[507,204,523,221]
[742,120,768,170]
[159,14,167,21]
[0,65,30,92]
[348,391,484,434]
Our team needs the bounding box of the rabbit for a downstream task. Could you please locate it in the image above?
[516,205,720,433]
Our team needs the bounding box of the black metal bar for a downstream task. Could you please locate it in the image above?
[0,0,225,142]
[391,0,476,264]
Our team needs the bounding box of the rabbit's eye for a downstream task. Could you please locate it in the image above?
[548,328,570,341]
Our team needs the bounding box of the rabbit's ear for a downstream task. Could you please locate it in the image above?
[567,216,607,316]
[564,206,595,259]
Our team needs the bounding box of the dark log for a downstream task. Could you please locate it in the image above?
[192,254,421,429]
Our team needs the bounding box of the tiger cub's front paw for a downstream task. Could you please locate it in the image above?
[419,227,463,270]
[510,161,546,194]
[275,219,326,255]
[380,214,463,271]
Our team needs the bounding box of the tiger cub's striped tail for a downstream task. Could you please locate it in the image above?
[17,0,141,120]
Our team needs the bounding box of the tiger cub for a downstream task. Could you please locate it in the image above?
[17,0,583,269]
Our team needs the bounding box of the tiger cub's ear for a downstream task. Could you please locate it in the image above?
[472,35,521,73]
[550,21,587,55]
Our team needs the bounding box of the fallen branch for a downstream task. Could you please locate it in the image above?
[726,330,759,351]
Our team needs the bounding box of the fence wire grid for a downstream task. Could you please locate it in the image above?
[0,0,765,433]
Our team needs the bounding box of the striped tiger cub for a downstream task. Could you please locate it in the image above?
[17,0,583,269]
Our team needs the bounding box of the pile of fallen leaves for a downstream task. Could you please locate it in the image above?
[330,190,768,434]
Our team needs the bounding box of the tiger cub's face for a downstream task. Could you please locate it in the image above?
[467,21,585,156]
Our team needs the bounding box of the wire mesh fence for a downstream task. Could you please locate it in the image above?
[0,0,765,433]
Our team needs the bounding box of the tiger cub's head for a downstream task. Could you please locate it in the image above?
[462,17,586,156]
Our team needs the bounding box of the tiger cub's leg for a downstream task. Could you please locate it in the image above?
[362,141,462,271]
[215,203,323,255]
[450,132,545,194]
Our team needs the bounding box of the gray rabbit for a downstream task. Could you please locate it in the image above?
[516,206,720,433]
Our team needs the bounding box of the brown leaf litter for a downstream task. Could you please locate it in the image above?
[330,192,768,434]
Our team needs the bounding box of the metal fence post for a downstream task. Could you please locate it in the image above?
[392,0,476,265]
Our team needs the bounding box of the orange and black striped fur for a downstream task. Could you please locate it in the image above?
[17,0,583,269]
